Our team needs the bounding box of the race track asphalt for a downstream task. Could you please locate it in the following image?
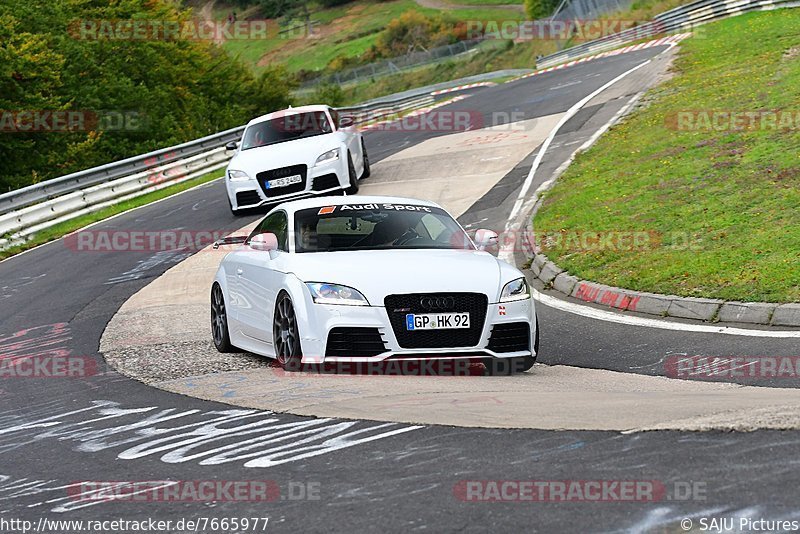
[2,45,799,532]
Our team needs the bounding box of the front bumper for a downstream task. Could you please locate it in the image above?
[298,297,536,364]
[227,159,349,210]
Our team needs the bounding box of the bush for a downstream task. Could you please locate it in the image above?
[525,0,560,19]
[311,84,345,107]
[373,11,461,58]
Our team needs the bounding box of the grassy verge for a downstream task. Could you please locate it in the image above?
[0,170,225,261]
[335,39,551,105]
[533,10,800,303]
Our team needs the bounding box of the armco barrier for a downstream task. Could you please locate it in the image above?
[0,92,436,249]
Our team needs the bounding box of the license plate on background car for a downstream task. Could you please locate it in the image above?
[266,174,302,189]
[405,313,470,330]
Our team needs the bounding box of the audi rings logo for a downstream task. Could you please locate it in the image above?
[420,296,456,311]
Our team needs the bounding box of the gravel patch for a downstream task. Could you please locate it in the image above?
[102,340,271,383]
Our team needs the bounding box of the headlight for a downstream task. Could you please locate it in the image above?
[500,277,530,302]
[306,282,369,306]
[228,170,251,182]
[314,148,340,166]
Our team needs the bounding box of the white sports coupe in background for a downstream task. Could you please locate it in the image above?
[223,105,370,215]
[211,196,539,374]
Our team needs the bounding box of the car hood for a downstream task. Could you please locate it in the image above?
[229,135,339,174]
[285,249,520,305]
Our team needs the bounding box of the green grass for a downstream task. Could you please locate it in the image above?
[223,0,526,73]
[533,10,800,303]
[0,170,225,261]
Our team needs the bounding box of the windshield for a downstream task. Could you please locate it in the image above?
[294,203,475,253]
[241,111,332,150]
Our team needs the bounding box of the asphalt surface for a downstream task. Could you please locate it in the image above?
[1,45,799,532]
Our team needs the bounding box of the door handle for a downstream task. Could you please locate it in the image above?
[236,268,243,276]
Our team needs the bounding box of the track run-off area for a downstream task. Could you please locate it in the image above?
[2,41,800,532]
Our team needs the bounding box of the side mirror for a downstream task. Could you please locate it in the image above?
[249,232,278,252]
[225,141,239,151]
[474,229,499,251]
[339,116,355,128]
[212,235,247,250]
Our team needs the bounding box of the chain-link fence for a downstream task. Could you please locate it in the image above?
[549,0,635,49]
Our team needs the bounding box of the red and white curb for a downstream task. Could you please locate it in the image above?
[507,33,692,83]
[358,94,470,132]
[430,82,497,96]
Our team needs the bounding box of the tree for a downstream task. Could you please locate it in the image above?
[0,0,296,192]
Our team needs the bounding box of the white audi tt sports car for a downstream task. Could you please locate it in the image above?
[211,195,539,374]
[223,105,370,215]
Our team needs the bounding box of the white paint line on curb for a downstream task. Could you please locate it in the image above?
[430,81,497,96]
[532,288,800,338]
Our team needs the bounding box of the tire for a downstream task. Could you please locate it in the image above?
[360,139,371,179]
[345,152,359,194]
[484,318,539,375]
[273,292,303,371]
[211,283,236,353]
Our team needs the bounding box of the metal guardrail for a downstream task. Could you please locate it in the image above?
[537,0,799,68]
[0,92,438,248]
[0,126,245,217]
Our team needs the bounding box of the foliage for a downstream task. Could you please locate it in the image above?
[368,11,466,59]
[524,0,560,19]
[0,0,295,192]
[310,83,345,107]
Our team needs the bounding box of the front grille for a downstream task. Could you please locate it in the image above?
[256,164,307,198]
[236,190,262,207]
[384,293,488,349]
[487,322,530,353]
[312,173,341,191]
[325,327,387,357]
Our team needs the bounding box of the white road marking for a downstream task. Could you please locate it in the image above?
[533,288,800,338]
[505,57,654,227]
[550,80,583,90]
